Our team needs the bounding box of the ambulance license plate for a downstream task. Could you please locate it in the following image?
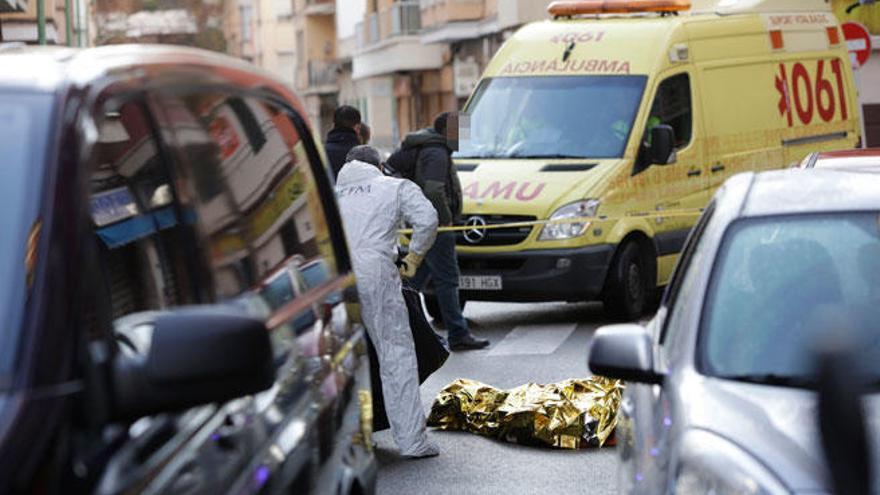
[460,275,502,291]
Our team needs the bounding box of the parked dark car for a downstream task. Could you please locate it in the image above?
[589,170,880,494]
[0,45,375,494]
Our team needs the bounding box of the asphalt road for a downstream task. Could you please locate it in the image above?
[374,301,621,495]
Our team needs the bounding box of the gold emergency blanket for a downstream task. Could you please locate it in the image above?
[427,377,624,449]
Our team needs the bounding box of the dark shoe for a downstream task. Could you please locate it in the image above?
[449,335,490,351]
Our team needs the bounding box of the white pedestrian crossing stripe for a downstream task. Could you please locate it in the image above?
[487,323,577,356]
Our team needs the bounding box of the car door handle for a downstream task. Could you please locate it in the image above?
[711,164,726,173]
[687,169,702,177]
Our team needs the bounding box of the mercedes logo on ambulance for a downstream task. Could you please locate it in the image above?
[463,216,488,244]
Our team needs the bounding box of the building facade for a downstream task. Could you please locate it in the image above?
[293,0,337,136]
[0,0,93,46]
[224,0,299,95]
[832,0,880,147]
[344,0,546,151]
[94,0,225,50]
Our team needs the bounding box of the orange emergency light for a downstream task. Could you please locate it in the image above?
[548,0,691,17]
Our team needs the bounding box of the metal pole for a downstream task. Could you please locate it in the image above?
[37,0,46,45]
[857,69,869,149]
[74,0,82,46]
[84,0,89,46]
[65,0,73,46]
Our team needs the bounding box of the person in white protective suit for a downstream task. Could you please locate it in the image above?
[335,145,440,458]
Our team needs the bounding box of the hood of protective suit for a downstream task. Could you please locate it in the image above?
[337,159,381,184]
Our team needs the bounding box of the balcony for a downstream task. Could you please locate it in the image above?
[495,0,547,31]
[353,1,445,79]
[304,0,334,16]
[356,1,422,49]
[419,0,503,44]
[305,60,340,94]
[421,0,485,29]
[391,0,421,36]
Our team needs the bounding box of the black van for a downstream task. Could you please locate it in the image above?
[0,44,375,494]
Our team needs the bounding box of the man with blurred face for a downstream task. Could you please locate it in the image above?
[395,112,490,351]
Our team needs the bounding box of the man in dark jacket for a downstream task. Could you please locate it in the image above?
[325,105,362,179]
[399,112,489,351]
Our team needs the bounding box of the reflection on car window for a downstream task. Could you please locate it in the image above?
[261,266,299,311]
[156,93,336,298]
[701,213,880,384]
[153,92,338,359]
[300,259,330,289]
[660,203,715,355]
[90,101,196,321]
[0,93,52,383]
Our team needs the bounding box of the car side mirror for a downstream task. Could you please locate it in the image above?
[588,324,664,385]
[649,125,677,165]
[111,307,275,420]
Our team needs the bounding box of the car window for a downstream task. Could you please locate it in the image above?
[700,213,880,384]
[457,75,647,159]
[149,91,341,360]
[88,100,199,330]
[660,202,715,349]
[0,92,53,385]
[647,73,692,149]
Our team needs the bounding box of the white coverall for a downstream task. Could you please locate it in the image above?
[335,159,440,456]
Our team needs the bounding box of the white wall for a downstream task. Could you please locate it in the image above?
[858,43,880,104]
[335,0,365,40]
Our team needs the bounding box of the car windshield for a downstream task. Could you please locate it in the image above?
[456,75,646,159]
[701,213,880,387]
[0,92,52,387]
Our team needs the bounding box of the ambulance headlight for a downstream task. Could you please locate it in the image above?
[538,200,600,241]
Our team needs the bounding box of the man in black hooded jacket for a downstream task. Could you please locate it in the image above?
[325,105,362,179]
[394,112,489,351]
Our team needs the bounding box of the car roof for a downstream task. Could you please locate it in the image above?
[0,45,77,91]
[812,149,880,171]
[817,149,880,159]
[739,169,880,218]
[0,44,282,93]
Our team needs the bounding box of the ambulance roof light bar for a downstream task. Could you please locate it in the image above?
[548,0,692,17]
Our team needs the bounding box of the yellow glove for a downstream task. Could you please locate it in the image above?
[399,252,424,279]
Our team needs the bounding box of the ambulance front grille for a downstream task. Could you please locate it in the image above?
[456,215,536,247]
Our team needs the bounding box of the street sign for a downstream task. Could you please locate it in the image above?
[842,21,873,69]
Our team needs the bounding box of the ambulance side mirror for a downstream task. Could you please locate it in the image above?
[650,125,677,166]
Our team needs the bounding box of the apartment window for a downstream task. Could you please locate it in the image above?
[240,5,253,41]
[277,52,296,88]
[275,0,293,20]
[296,30,305,70]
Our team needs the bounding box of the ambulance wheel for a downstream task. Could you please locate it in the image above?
[423,294,466,323]
[602,241,653,321]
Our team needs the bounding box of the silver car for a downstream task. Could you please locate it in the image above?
[589,170,880,494]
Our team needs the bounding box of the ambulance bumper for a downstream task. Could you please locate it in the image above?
[457,244,615,302]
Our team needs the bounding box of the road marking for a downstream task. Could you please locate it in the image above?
[487,323,577,356]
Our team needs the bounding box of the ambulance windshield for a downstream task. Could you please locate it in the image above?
[457,75,646,159]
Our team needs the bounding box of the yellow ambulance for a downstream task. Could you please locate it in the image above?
[451,0,861,319]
